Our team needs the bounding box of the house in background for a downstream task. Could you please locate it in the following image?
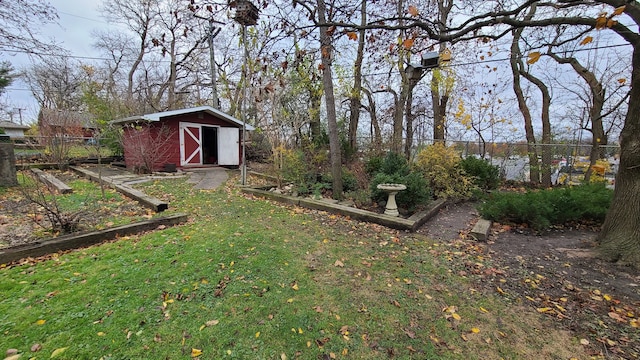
[112,106,254,172]
[0,121,30,139]
[38,108,97,140]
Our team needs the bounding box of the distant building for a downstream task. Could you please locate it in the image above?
[38,108,97,139]
[0,120,30,139]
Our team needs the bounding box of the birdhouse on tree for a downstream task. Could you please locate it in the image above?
[229,0,259,26]
[440,48,452,62]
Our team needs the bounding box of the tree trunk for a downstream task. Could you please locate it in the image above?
[548,53,606,182]
[520,71,552,187]
[363,88,382,151]
[597,46,640,267]
[347,0,366,156]
[431,0,453,141]
[404,80,417,159]
[510,27,540,184]
[316,0,343,199]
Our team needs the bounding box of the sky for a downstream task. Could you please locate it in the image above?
[2,0,105,124]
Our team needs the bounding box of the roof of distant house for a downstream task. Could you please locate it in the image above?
[0,120,30,130]
[38,109,97,128]
[111,105,255,131]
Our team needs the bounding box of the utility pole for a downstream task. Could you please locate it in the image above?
[15,108,25,125]
[208,21,221,109]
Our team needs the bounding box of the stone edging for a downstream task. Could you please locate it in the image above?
[241,187,446,231]
[0,213,188,265]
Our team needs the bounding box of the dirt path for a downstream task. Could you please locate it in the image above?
[416,201,640,358]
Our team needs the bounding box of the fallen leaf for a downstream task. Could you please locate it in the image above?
[609,312,627,323]
[191,348,202,357]
[334,260,344,267]
[291,283,299,291]
[31,344,42,352]
[537,307,553,313]
[97,331,106,336]
[280,354,287,360]
[580,338,590,345]
[452,313,461,321]
[4,355,20,360]
[471,327,480,333]
[408,5,419,16]
[36,319,46,325]
[205,319,219,327]
[50,347,68,358]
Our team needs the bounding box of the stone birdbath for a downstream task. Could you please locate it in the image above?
[376,183,407,216]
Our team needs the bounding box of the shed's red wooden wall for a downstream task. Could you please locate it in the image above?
[122,111,243,172]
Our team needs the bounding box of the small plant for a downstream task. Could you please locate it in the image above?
[321,167,359,193]
[369,152,431,211]
[460,156,501,191]
[19,173,85,234]
[415,143,474,200]
[478,183,613,231]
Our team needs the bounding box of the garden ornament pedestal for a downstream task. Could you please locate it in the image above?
[377,183,406,217]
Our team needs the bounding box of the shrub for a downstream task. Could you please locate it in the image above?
[380,151,410,176]
[321,167,360,193]
[460,156,501,191]
[414,143,474,200]
[370,171,431,211]
[364,155,384,175]
[478,183,613,231]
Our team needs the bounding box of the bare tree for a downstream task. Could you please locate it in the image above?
[0,0,59,54]
[122,123,173,173]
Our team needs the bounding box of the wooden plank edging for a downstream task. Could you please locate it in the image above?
[70,166,168,212]
[31,168,73,194]
[0,213,188,265]
[241,187,446,231]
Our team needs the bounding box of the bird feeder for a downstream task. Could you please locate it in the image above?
[229,0,259,26]
[421,52,440,69]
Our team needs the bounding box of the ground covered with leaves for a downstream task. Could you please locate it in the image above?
[0,171,154,249]
[0,173,636,359]
[417,202,639,359]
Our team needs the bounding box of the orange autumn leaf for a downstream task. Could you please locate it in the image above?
[402,38,415,50]
[618,78,627,85]
[346,32,358,41]
[408,5,419,17]
[607,19,618,28]
[595,14,607,30]
[613,6,626,16]
[579,36,593,46]
[526,51,541,65]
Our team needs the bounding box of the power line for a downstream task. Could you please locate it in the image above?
[2,41,631,73]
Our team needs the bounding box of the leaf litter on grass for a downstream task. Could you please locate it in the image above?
[0,175,594,359]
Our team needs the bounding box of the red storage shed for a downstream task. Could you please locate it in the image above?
[112,106,254,172]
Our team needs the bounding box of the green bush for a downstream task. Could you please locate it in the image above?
[415,143,474,200]
[380,152,410,176]
[365,155,383,175]
[370,171,431,211]
[478,183,613,231]
[460,156,501,191]
[321,167,360,193]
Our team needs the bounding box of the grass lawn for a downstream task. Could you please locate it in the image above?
[0,176,588,359]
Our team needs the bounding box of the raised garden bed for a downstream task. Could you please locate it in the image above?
[241,186,446,231]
